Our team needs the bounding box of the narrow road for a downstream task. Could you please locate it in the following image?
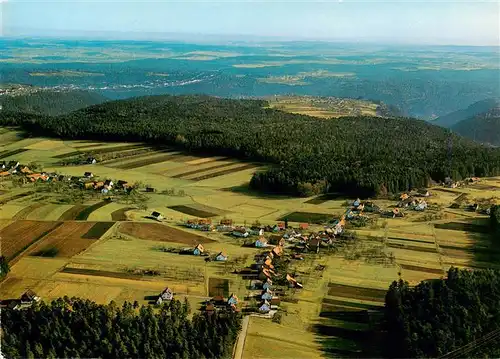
[233,315,250,359]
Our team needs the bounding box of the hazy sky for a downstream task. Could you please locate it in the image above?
[1,0,499,45]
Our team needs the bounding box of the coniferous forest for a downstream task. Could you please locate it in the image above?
[2,94,500,197]
[384,267,500,358]
[1,298,242,359]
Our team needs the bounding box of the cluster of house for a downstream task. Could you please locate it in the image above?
[444,177,481,189]
[397,193,429,211]
[245,244,303,315]
[0,290,41,311]
[183,243,228,262]
[183,218,300,238]
[204,293,240,314]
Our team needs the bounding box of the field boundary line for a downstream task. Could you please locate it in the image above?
[76,222,118,258]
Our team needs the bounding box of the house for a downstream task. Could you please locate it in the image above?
[145,187,156,193]
[93,181,105,190]
[353,198,361,208]
[417,189,430,197]
[193,244,204,256]
[217,225,233,232]
[20,166,32,174]
[117,180,128,188]
[20,290,40,305]
[151,211,164,221]
[255,237,268,248]
[271,246,283,257]
[215,252,228,261]
[259,300,271,313]
[220,219,233,226]
[205,303,215,314]
[84,182,94,190]
[104,180,114,188]
[250,228,264,236]
[467,204,479,212]
[415,200,428,211]
[392,208,404,218]
[101,188,109,194]
[307,238,321,253]
[0,171,10,177]
[261,288,273,301]
[232,227,249,238]
[26,173,49,182]
[84,172,94,178]
[156,287,174,304]
[7,161,19,171]
[227,294,239,306]
[277,222,286,230]
[263,279,273,291]
[264,258,274,270]
[299,223,309,231]
[0,161,5,169]
[286,274,303,289]
[400,193,409,201]
[87,157,97,164]
[270,297,281,306]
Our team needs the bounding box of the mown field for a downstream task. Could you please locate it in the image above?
[1,128,499,358]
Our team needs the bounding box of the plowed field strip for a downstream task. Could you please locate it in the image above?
[0,148,28,159]
[82,222,115,239]
[387,242,437,253]
[75,200,112,220]
[0,220,63,261]
[100,148,174,165]
[52,144,145,159]
[322,298,382,310]
[111,207,135,221]
[172,161,242,179]
[0,191,35,205]
[111,153,188,170]
[58,205,88,220]
[118,222,213,244]
[399,263,444,274]
[189,164,259,182]
[12,203,45,220]
[167,205,218,218]
[61,267,140,280]
[327,283,386,303]
[387,236,434,245]
[434,222,490,234]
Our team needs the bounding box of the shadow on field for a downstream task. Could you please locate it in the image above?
[220,183,293,199]
[312,307,386,358]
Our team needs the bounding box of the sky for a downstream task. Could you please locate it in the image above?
[1,0,499,46]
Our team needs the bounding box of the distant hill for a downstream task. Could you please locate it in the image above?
[0,87,108,116]
[451,107,500,146]
[432,98,500,128]
[2,94,500,197]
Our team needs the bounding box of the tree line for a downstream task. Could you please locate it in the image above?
[2,94,500,197]
[1,297,241,359]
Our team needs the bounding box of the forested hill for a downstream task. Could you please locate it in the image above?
[451,108,500,146]
[0,88,108,116]
[432,98,500,128]
[2,94,500,197]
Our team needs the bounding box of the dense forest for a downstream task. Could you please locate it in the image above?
[452,108,500,147]
[0,89,108,116]
[432,98,500,128]
[384,267,500,358]
[2,94,500,196]
[1,297,241,359]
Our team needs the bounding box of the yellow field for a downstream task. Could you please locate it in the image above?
[0,129,499,358]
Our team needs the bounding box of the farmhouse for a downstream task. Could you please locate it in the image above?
[259,300,271,313]
[263,278,273,291]
[19,166,32,174]
[418,189,430,197]
[84,172,94,178]
[215,252,228,261]
[20,290,40,305]
[227,294,239,306]
[93,181,105,190]
[299,223,309,230]
[104,179,114,187]
[0,171,10,177]
[156,287,174,305]
[261,288,273,301]
[145,187,156,193]
[193,244,205,256]
[269,236,285,246]
[286,274,303,289]
[87,157,97,164]
[250,228,265,236]
[255,237,268,248]
[271,246,283,257]
[232,227,249,238]
[220,219,233,226]
[151,211,164,221]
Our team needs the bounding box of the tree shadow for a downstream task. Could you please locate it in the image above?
[219,183,295,199]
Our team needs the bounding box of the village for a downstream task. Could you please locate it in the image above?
[1,157,496,321]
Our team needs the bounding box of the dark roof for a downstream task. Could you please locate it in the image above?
[21,290,37,301]
[151,211,162,217]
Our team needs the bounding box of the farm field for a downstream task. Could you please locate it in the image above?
[0,129,499,358]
